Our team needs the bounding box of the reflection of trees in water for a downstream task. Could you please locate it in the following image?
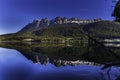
[86,37,120,80]
[1,37,120,80]
[84,38,120,64]
[0,41,120,67]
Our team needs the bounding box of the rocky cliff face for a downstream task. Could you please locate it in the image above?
[18,16,102,32]
[19,18,50,32]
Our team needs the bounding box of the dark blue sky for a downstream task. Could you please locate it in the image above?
[0,0,114,34]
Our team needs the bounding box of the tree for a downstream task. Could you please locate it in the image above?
[112,0,120,21]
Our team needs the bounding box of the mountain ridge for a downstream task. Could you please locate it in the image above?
[18,16,102,33]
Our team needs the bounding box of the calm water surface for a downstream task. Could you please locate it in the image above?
[0,42,120,80]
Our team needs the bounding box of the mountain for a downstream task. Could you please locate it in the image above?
[18,16,101,33]
[0,16,120,42]
[18,18,50,32]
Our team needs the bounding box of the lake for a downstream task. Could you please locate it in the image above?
[0,42,120,80]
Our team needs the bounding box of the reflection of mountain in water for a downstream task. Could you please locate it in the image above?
[0,41,120,67]
[34,55,100,67]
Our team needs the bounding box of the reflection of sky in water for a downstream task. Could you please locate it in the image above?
[0,48,120,80]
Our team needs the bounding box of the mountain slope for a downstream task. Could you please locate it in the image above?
[33,23,84,37]
[83,21,120,38]
[1,20,120,42]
